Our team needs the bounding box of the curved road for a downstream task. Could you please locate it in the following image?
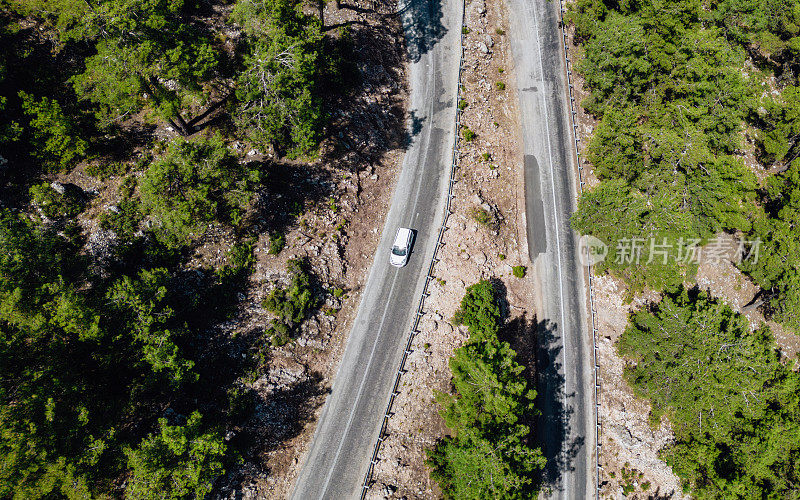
[289,0,461,497]
[507,0,596,498]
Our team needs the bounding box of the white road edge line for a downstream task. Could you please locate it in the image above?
[531,0,571,495]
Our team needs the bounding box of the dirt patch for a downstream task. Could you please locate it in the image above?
[364,0,538,497]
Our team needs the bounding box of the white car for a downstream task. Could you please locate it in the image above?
[390,227,414,267]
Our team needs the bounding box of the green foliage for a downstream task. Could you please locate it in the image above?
[140,135,261,248]
[108,268,196,384]
[268,231,286,254]
[568,0,763,291]
[124,411,226,500]
[226,239,257,273]
[458,99,468,110]
[99,198,143,241]
[67,0,219,130]
[428,281,545,498]
[511,265,526,278]
[462,126,476,141]
[452,280,501,342]
[619,287,800,498]
[263,258,318,343]
[19,91,88,171]
[495,81,505,90]
[29,182,83,219]
[233,0,323,157]
[469,206,493,227]
[740,159,800,331]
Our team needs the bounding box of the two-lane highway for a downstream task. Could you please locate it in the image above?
[507,0,596,498]
[289,0,461,497]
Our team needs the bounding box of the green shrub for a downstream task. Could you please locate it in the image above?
[452,280,500,340]
[267,322,292,346]
[469,207,492,226]
[462,26,470,35]
[19,91,88,172]
[428,281,545,498]
[462,127,476,142]
[498,253,506,260]
[139,135,261,248]
[268,232,285,255]
[495,27,505,35]
[332,287,344,298]
[99,198,142,240]
[458,99,468,110]
[495,81,505,90]
[29,182,83,219]
[512,265,526,278]
[263,258,318,341]
[481,152,490,161]
[226,239,256,272]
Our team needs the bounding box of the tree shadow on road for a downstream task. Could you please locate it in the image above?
[534,317,584,491]
[398,0,448,63]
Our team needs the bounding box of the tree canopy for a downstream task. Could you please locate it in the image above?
[428,280,545,499]
[232,0,324,156]
[619,288,800,498]
[139,135,261,248]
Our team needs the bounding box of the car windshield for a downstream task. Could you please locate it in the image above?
[391,246,406,257]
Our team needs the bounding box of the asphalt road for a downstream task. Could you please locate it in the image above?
[289,0,461,497]
[506,1,596,498]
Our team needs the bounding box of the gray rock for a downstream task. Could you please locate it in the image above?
[485,35,494,47]
[479,42,489,54]
[50,181,65,195]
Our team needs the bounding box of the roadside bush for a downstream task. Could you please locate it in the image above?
[495,81,505,90]
[512,265,526,278]
[428,281,545,498]
[469,206,494,227]
[462,127,476,142]
[619,288,800,497]
[452,279,501,341]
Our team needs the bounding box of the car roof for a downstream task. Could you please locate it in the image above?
[393,227,412,246]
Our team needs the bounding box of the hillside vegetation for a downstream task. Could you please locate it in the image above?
[570,0,800,496]
[0,0,366,496]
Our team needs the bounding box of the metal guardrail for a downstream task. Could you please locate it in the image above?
[359,1,467,497]
[557,1,602,498]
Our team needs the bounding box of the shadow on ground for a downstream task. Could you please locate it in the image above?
[534,317,584,491]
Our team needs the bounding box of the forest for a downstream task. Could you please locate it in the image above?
[570,0,800,496]
[0,0,370,496]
